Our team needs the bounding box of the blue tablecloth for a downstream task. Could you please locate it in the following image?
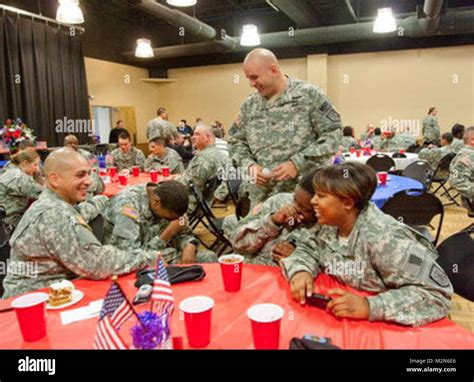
[0,160,8,168]
[371,175,424,209]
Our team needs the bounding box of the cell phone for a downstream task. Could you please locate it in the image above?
[306,293,331,309]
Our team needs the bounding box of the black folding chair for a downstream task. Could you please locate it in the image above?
[0,206,12,297]
[189,181,232,256]
[89,214,105,243]
[366,154,396,172]
[189,178,220,229]
[429,152,459,206]
[436,226,474,301]
[225,169,251,220]
[391,152,407,159]
[382,189,444,246]
[402,160,433,188]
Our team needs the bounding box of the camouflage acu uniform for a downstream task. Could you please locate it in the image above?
[2,188,159,298]
[110,147,146,172]
[144,148,184,174]
[178,144,231,212]
[229,78,342,206]
[448,146,474,201]
[419,144,457,171]
[451,138,464,153]
[340,136,358,151]
[380,134,415,152]
[146,117,178,141]
[102,185,217,264]
[280,203,452,327]
[422,115,441,143]
[0,166,43,227]
[224,193,319,266]
[371,136,383,150]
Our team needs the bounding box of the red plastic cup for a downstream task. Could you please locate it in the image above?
[132,166,139,177]
[172,336,183,350]
[218,254,244,292]
[108,167,117,179]
[11,292,48,342]
[179,296,214,348]
[378,171,388,186]
[349,147,356,154]
[150,171,158,183]
[118,174,128,187]
[162,167,170,177]
[247,304,284,350]
[355,149,362,157]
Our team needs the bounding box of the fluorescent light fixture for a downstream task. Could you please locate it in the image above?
[240,24,261,47]
[135,38,154,58]
[166,0,197,6]
[56,0,84,24]
[373,7,396,33]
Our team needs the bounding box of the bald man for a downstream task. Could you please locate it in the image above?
[229,48,342,206]
[2,148,160,298]
[176,125,231,213]
[64,135,104,196]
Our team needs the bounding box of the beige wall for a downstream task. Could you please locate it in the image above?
[327,46,474,137]
[85,45,473,142]
[84,57,162,143]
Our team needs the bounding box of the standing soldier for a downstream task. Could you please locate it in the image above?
[146,107,178,142]
[230,48,342,206]
[422,107,441,145]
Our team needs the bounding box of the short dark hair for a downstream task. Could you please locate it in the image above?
[428,107,436,115]
[313,162,377,210]
[374,128,381,136]
[441,132,453,143]
[18,140,35,150]
[149,137,166,146]
[451,124,465,139]
[152,181,189,216]
[298,169,318,195]
[116,120,123,124]
[180,119,187,124]
[343,126,353,137]
[157,107,166,116]
[118,131,131,141]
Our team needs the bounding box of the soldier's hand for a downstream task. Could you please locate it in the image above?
[272,204,303,227]
[272,241,296,262]
[273,161,298,181]
[290,272,314,304]
[180,244,197,264]
[327,289,370,320]
[249,164,271,186]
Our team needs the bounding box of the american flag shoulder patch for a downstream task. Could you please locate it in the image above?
[121,206,139,220]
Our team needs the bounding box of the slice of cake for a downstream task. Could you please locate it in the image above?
[48,280,75,306]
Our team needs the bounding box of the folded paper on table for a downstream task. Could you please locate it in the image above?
[60,299,104,325]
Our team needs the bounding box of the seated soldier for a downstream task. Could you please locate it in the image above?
[145,137,184,174]
[451,124,465,153]
[1,140,45,185]
[340,126,358,151]
[2,148,160,298]
[380,131,415,152]
[102,180,217,264]
[110,132,146,172]
[419,132,457,171]
[449,126,474,216]
[223,171,319,266]
[175,124,230,213]
[281,162,452,327]
[0,151,43,229]
[64,134,103,195]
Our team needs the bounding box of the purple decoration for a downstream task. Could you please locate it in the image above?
[131,311,170,350]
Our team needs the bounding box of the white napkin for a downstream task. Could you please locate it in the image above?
[60,299,104,325]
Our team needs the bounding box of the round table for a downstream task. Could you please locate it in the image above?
[0,264,472,350]
[371,174,424,209]
[345,152,419,171]
[102,173,166,198]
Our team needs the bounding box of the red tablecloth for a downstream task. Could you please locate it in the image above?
[0,264,473,350]
[102,173,166,198]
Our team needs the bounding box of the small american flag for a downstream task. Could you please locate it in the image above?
[94,282,134,350]
[151,257,174,316]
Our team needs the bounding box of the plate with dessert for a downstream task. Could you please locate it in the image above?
[47,280,84,310]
